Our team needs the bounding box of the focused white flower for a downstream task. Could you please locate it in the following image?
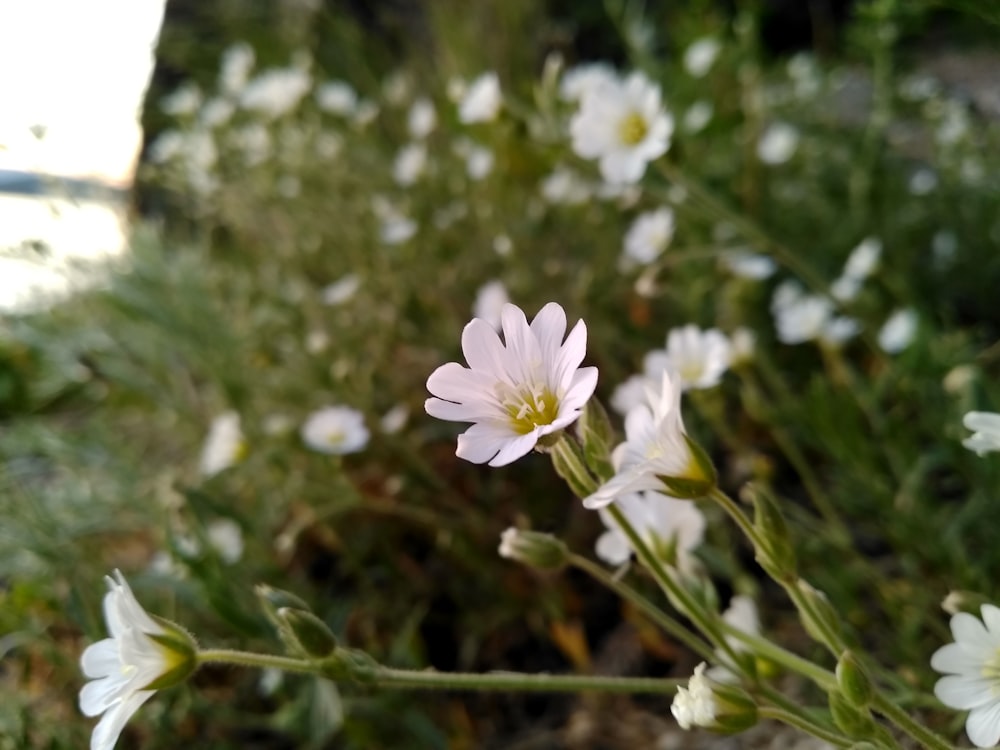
[622,207,675,267]
[80,571,196,750]
[240,66,312,119]
[301,406,370,455]
[321,274,361,305]
[645,325,731,390]
[407,96,437,139]
[584,371,711,509]
[683,37,722,78]
[473,280,510,331]
[757,122,799,165]
[559,62,618,102]
[458,71,502,123]
[199,411,245,478]
[671,662,717,730]
[315,80,358,116]
[425,302,598,467]
[931,604,1000,747]
[843,237,882,281]
[963,411,1000,456]
[393,142,428,186]
[878,308,918,354]
[595,487,706,570]
[570,71,673,184]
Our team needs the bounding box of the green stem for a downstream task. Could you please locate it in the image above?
[372,666,681,694]
[569,553,716,664]
[197,648,318,675]
[722,627,837,692]
[758,706,852,748]
[871,693,954,750]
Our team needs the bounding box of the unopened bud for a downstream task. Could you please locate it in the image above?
[829,689,876,739]
[549,436,596,498]
[498,528,568,570]
[942,590,991,616]
[712,681,759,734]
[836,650,873,708]
[277,608,338,659]
[796,580,845,652]
[256,584,311,620]
[578,399,615,482]
[746,484,796,581]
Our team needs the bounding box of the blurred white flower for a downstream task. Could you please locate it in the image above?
[230,124,272,166]
[671,663,717,730]
[771,284,834,345]
[199,97,234,128]
[645,324,731,390]
[610,374,649,416]
[729,328,756,365]
[240,67,312,119]
[595,487,705,570]
[207,519,244,564]
[321,274,361,305]
[682,101,714,133]
[932,230,958,267]
[843,237,882,281]
[584,371,708,509]
[821,316,861,347]
[757,122,799,165]
[878,308,918,354]
[425,302,598,467]
[570,71,673,184]
[707,596,760,682]
[219,42,255,95]
[315,80,358,115]
[199,411,245,478]
[148,130,184,164]
[622,207,675,267]
[464,144,494,180]
[830,275,862,302]
[380,404,409,434]
[407,96,437,139]
[381,69,411,105]
[559,62,618,102]
[963,412,1000,456]
[393,142,428,186]
[372,199,417,245]
[721,251,775,280]
[909,167,938,195]
[473,280,510,330]
[540,166,592,205]
[161,82,202,116]
[931,604,1000,747]
[493,234,513,256]
[80,571,195,750]
[683,37,721,78]
[301,406,370,455]
[352,99,380,127]
[458,71,502,123]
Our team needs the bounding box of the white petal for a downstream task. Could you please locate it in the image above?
[967,701,1000,748]
[982,605,1000,637]
[935,675,998,710]
[455,422,512,464]
[461,318,507,374]
[499,304,540,385]
[530,302,568,369]
[561,367,599,412]
[426,362,497,405]
[952,612,994,652]
[80,677,124,717]
[931,642,983,674]
[552,319,588,388]
[81,639,119,679]
[424,397,495,423]
[90,690,155,750]
[595,529,632,565]
[488,431,540,467]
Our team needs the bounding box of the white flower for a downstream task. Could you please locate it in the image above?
[493,234,513,256]
[161,82,202,117]
[821,316,861,347]
[671,662,717,730]
[206,519,244,564]
[315,80,358,115]
[772,285,834,345]
[321,274,361,305]
[645,325,731,390]
[408,96,437,139]
[757,122,799,165]
[425,302,598,467]
[683,37,721,78]
[682,101,714,133]
[909,167,938,195]
[729,327,756,365]
[963,412,1000,456]
[721,251,775,280]
[584,371,709,509]
[393,142,428,186]
[458,71,502,123]
[611,374,649,416]
[622,207,675,267]
[80,571,195,750]
[559,62,618,102]
[380,404,409,434]
[473,280,510,331]
[707,596,760,682]
[301,406,370,455]
[240,67,312,119]
[595,487,705,570]
[464,144,494,180]
[843,237,882,280]
[199,411,245,478]
[830,274,862,302]
[372,198,417,245]
[570,71,673,184]
[878,308,918,354]
[219,43,255,95]
[200,97,235,128]
[540,166,592,206]
[931,604,1000,747]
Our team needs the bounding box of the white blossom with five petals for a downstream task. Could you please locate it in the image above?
[425,302,598,467]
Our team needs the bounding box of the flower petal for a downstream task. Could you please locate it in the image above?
[81,639,120,679]
[935,675,998,710]
[461,317,507,374]
[89,690,155,750]
[455,422,515,464]
[488,431,540,467]
[967,701,1000,748]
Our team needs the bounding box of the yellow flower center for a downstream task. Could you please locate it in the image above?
[499,383,560,435]
[619,111,649,146]
[982,648,1000,686]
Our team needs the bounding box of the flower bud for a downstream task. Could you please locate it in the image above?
[746,484,796,581]
[796,580,845,652]
[549,436,597,498]
[671,663,757,734]
[836,650,873,708]
[941,589,992,616]
[498,528,569,571]
[711,681,759,734]
[578,399,616,482]
[256,584,311,619]
[277,607,338,659]
[829,689,876,739]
